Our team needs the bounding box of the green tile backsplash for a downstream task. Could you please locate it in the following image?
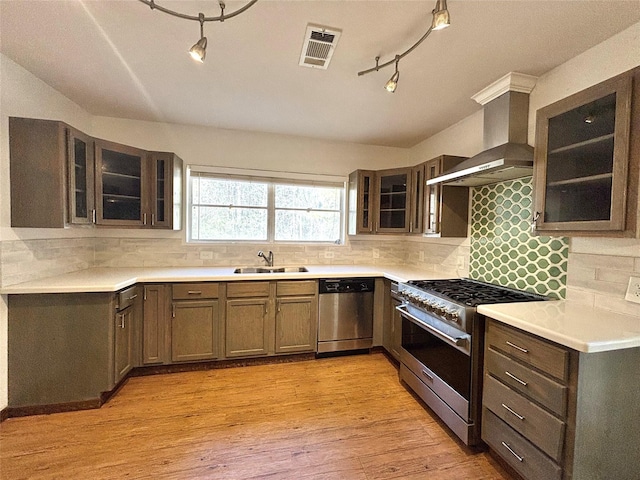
[469,177,568,299]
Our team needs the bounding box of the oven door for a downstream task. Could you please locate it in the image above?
[397,304,472,421]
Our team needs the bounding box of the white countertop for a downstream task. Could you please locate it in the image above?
[0,265,448,294]
[479,301,640,353]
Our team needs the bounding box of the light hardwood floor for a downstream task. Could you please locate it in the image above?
[0,353,514,480]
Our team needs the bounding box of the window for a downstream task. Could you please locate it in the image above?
[189,170,344,243]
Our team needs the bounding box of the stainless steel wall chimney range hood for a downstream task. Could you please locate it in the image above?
[427,72,538,187]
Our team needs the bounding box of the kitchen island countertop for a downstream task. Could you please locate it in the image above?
[0,265,449,294]
[479,301,640,353]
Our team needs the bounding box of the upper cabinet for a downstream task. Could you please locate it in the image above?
[423,155,469,237]
[376,167,412,233]
[9,117,183,230]
[533,69,638,236]
[348,170,375,235]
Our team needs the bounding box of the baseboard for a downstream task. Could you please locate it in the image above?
[5,398,103,419]
[0,406,8,423]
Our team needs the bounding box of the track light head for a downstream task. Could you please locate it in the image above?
[432,0,450,30]
[385,57,400,93]
[189,36,208,62]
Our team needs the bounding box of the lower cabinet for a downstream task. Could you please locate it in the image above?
[171,283,221,362]
[275,281,317,354]
[7,289,141,408]
[382,279,402,361]
[142,284,170,365]
[482,319,640,480]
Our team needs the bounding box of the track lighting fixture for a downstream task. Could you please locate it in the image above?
[138,0,259,63]
[189,14,208,63]
[358,0,451,92]
[385,56,400,93]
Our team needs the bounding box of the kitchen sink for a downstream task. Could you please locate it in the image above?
[233,266,309,274]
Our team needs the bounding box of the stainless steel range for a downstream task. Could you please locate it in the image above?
[397,278,547,446]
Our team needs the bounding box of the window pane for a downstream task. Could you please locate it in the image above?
[196,177,268,207]
[275,210,341,242]
[192,206,267,240]
[275,184,341,210]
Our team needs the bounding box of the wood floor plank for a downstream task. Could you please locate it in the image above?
[0,353,514,480]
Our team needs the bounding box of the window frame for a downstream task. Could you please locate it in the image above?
[187,166,347,245]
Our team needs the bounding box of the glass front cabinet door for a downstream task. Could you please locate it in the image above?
[95,140,146,226]
[148,152,183,230]
[67,127,95,225]
[348,170,376,234]
[376,168,411,233]
[533,71,634,235]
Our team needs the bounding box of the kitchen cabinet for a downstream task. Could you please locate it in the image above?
[409,164,425,234]
[533,68,637,236]
[9,117,94,228]
[382,279,401,361]
[7,288,141,409]
[275,281,317,354]
[226,282,271,357]
[376,167,412,233]
[170,283,221,362]
[482,319,640,480]
[424,155,469,237]
[8,117,183,230]
[348,170,376,234]
[114,285,138,383]
[142,284,170,364]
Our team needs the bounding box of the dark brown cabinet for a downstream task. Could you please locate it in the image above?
[9,117,183,230]
[424,155,469,237]
[533,68,637,236]
[348,170,376,234]
[382,280,402,362]
[142,284,170,365]
[409,164,425,234]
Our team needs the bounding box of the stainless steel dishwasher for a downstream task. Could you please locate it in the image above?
[317,278,375,353]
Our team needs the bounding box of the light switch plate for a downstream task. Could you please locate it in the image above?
[624,276,640,304]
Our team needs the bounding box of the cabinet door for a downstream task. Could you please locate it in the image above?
[424,159,442,234]
[533,72,633,234]
[148,152,182,230]
[348,170,376,234]
[171,300,220,362]
[391,297,402,361]
[376,168,411,233]
[67,127,95,225]
[225,298,270,357]
[114,305,133,384]
[275,296,317,354]
[95,140,147,226]
[143,285,169,365]
[410,164,425,234]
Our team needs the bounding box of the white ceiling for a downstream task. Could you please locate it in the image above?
[1,1,639,148]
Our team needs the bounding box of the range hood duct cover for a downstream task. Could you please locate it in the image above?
[427,73,537,187]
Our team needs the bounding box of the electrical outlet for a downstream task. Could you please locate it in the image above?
[324,251,334,259]
[200,251,213,260]
[373,248,380,259]
[624,276,640,304]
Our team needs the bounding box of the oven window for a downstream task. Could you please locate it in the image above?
[401,317,471,401]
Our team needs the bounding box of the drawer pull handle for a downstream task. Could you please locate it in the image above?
[128,294,138,301]
[421,370,434,382]
[187,290,202,295]
[505,371,528,386]
[506,341,529,353]
[501,403,525,421]
[501,442,524,462]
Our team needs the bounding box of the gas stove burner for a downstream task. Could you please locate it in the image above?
[407,278,547,307]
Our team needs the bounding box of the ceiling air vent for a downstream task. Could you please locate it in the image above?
[299,24,342,70]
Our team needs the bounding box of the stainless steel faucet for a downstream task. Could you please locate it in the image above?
[257,250,274,267]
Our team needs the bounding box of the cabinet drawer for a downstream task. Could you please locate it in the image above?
[227,281,270,298]
[486,347,567,418]
[487,321,568,381]
[117,286,139,310]
[172,283,219,300]
[482,408,562,480]
[483,374,565,462]
[276,280,316,297]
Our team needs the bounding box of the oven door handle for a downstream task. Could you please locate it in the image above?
[396,304,469,348]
